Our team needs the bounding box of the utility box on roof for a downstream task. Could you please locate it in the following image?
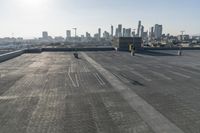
[112,37,142,51]
[133,37,142,49]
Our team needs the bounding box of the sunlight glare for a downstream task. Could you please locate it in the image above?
[19,0,47,8]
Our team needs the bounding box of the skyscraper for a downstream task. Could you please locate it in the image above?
[98,28,101,39]
[139,25,144,37]
[42,31,48,39]
[118,24,122,37]
[154,24,163,39]
[115,28,119,37]
[132,31,136,37]
[66,30,71,38]
[149,27,154,40]
[125,28,131,37]
[111,25,114,37]
[137,20,141,36]
[103,31,110,39]
[86,32,91,38]
[123,28,126,37]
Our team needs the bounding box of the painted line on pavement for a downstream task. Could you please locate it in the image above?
[93,73,105,85]
[75,74,79,87]
[149,70,172,80]
[169,71,191,79]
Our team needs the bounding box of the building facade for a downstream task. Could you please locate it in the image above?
[154,24,163,40]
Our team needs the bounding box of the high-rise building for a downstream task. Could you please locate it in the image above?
[137,20,141,36]
[118,24,122,37]
[154,24,163,39]
[98,28,101,39]
[111,25,114,37]
[132,31,136,37]
[149,27,154,40]
[139,25,144,37]
[115,28,118,37]
[103,31,110,39]
[123,28,126,37]
[86,32,91,38]
[143,31,148,41]
[94,33,99,39]
[125,28,131,37]
[42,31,48,39]
[66,30,71,38]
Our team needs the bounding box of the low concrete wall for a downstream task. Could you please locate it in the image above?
[141,47,200,50]
[42,47,115,52]
[0,50,25,63]
[25,48,42,53]
[0,47,114,63]
[1,47,200,63]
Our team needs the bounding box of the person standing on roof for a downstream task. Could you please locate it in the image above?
[131,45,136,56]
[178,45,182,56]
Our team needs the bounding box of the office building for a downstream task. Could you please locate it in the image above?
[132,31,136,37]
[123,28,126,37]
[115,28,119,37]
[142,31,148,41]
[154,24,163,39]
[86,32,91,39]
[42,31,48,39]
[94,33,99,40]
[118,24,122,37]
[124,28,131,37]
[103,31,110,39]
[54,36,65,42]
[66,30,71,38]
[178,35,190,41]
[98,28,101,39]
[111,25,114,37]
[137,20,141,36]
[149,27,154,40]
[139,25,144,37]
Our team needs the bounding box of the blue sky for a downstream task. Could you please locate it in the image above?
[0,0,199,38]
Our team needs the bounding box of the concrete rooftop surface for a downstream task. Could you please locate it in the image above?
[0,50,200,133]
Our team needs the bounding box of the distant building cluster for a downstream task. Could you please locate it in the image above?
[1,20,200,48]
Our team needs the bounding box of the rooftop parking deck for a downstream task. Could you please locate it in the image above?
[0,50,200,133]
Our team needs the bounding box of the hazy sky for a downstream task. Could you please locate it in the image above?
[0,0,199,38]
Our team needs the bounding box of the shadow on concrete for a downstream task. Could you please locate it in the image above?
[119,73,144,86]
[137,50,178,56]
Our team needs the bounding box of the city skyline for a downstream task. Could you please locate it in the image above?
[0,0,200,38]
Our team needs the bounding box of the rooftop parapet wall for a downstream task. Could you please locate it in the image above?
[0,49,25,63]
[1,46,200,63]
